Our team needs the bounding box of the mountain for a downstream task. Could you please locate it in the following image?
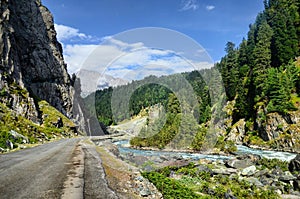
[0,0,80,150]
[76,69,128,97]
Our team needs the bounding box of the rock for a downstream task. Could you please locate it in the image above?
[143,165,155,172]
[160,159,190,168]
[51,117,63,128]
[237,154,261,162]
[254,168,270,177]
[275,189,282,195]
[241,165,256,176]
[260,175,273,186]
[106,143,120,157]
[224,191,237,199]
[9,130,29,144]
[289,111,300,124]
[196,165,213,174]
[281,194,300,199]
[0,147,6,153]
[293,179,300,191]
[226,119,246,145]
[6,140,13,149]
[245,177,264,187]
[128,155,148,166]
[139,188,151,197]
[279,171,297,182]
[212,168,237,175]
[225,159,253,169]
[135,176,144,182]
[260,113,288,141]
[289,154,300,173]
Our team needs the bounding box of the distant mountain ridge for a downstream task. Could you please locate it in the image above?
[76,69,128,97]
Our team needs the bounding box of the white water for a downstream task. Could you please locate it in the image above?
[236,145,297,161]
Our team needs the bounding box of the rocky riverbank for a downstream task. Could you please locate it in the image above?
[94,137,300,199]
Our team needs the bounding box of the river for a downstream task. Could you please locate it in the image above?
[114,140,297,162]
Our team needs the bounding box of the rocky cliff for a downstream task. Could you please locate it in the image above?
[0,0,82,150]
[223,100,300,153]
[0,0,74,121]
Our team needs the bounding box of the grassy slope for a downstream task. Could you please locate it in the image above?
[0,100,77,151]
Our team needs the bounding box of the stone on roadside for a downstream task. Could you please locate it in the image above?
[6,140,13,149]
[9,130,29,143]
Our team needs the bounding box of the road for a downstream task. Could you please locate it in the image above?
[0,138,118,199]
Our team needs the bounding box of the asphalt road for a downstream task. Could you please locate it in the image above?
[0,138,81,199]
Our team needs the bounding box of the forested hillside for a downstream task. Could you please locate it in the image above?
[216,0,300,152]
[86,72,212,126]
[87,0,300,152]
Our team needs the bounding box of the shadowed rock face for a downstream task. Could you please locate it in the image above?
[0,0,74,121]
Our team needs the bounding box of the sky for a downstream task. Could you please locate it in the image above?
[42,0,264,80]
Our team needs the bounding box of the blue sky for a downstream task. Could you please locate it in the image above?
[42,0,264,78]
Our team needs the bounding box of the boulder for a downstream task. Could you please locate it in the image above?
[241,165,256,176]
[245,177,264,187]
[293,178,300,191]
[196,165,213,174]
[0,147,6,153]
[289,154,300,173]
[6,140,13,149]
[225,159,253,169]
[9,130,29,144]
[279,171,297,182]
[254,168,270,177]
[281,194,300,199]
[212,168,237,175]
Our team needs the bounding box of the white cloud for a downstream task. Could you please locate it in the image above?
[63,44,98,74]
[56,26,213,79]
[180,0,199,11]
[206,5,215,11]
[55,24,90,42]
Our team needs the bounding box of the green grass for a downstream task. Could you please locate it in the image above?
[0,100,77,150]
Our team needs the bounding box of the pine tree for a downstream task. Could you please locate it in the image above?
[265,67,296,113]
[252,20,273,99]
[221,42,239,100]
[237,38,250,78]
[265,0,299,67]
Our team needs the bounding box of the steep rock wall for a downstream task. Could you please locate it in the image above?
[0,0,74,122]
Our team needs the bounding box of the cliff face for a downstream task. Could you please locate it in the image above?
[0,0,74,121]
[222,100,300,153]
